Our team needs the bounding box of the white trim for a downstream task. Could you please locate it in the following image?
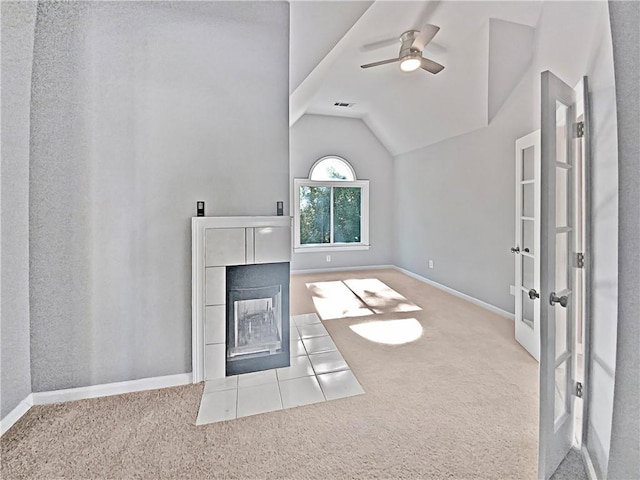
[1,394,33,437]
[294,245,370,253]
[291,264,394,275]
[191,216,290,229]
[393,266,515,320]
[31,373,192,405]
[581,445,598,480]
[192,218,205,384]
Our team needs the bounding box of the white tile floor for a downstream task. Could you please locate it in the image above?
[196,313,364,425]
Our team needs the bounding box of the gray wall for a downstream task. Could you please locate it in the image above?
[0,1,37,419]
[607,2,640,478]
[393,2,616,318]
[290,114,394,271]
[393,69,534,313]
[29,1,289,392]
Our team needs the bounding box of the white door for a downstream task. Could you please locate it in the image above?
[514,130,541,361]
[538,70,577,479]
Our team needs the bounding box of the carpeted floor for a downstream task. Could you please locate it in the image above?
[1,268,538,479]
[550,448,588,480]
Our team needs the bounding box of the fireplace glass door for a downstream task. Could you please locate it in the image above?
[229,285,282,358]
[226,262,290,375]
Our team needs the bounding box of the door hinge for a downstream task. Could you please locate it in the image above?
[574,121,585,138]
[576,252,585,268]
[576,382,583,398]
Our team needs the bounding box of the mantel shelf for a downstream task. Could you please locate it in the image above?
[192,216,291,229]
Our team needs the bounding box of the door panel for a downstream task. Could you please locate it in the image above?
[538,70,577,480]
[514,130,541,361]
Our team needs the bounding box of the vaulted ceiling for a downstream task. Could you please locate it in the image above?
[289,1,543,156]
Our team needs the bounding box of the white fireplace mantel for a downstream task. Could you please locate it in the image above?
[191,216,292,383]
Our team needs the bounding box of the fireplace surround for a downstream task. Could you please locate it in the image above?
[191,216,291,383]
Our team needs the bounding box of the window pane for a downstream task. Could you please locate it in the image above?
[310,157,355,181]
[333,187,361,243]
[299,186,330,244]
[522,145,535,181]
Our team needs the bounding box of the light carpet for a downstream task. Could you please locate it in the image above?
[1,268,538,479]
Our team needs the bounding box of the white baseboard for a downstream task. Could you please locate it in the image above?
[393,266,515,320]
[2,373,193,436]
[581,445,598,480]
[1,394,33,437]
[31,373,193,406]
[291,264,394,275]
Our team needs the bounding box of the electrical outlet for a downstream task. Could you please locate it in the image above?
[428,259,434,269]
[326,255,331,262]
[510,285,516,296]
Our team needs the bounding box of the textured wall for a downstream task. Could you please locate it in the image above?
[1,1,37,419]
[607,1,640,478]
[290,115,394,271]
[29,1,289,391]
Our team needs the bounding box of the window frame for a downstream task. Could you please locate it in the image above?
[293,178,370,253]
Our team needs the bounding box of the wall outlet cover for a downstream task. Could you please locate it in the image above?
[428,259,434,269]
[326,255,331,262]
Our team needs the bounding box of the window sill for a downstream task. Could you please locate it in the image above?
[294,245,370,254]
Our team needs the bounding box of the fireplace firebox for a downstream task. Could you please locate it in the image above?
[226,262,290,376]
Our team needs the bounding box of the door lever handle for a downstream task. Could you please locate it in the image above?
[510,246,520,254]
[549,292,569,308]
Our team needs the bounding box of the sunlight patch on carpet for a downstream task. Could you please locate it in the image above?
[349,318,423,345]
[343,278,421,314]
[306,281,374,320]
[306,278,421,320]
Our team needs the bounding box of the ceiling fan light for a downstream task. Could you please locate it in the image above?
[399,56,421,72]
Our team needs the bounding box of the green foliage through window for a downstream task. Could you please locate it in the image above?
[333,187,361,242]
[299,185,361,245]
[300,186,330,244]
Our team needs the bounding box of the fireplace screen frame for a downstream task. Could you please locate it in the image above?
[225,262,290,376]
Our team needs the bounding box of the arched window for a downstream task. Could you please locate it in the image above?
[294,156,369,251]
[309,156,356,181]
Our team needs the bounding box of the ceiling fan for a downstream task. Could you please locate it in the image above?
[360,24,445,74]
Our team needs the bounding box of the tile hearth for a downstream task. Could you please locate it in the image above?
[195,313,364,425]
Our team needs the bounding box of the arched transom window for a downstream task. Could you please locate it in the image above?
[309,156,356,181]
[294,156,369,252]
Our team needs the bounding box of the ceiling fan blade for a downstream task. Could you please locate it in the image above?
[361,37,399,52]
[420,57,445,74]
[414,0,442,30]
[360,57,401,69]
[412,24,440,52]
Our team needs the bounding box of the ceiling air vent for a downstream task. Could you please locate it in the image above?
[334,102,355,108]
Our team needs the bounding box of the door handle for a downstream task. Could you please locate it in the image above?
[549,292,569,308]
[511,246,520,254]
[528,289,540,300]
